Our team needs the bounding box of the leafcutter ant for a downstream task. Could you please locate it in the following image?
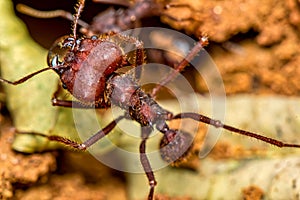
[2,0,300,199]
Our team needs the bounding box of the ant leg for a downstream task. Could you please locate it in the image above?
[16,4,89,28]
[172,112,300,148]
[52,98,92,108]
[51,84,107,109]
[83,0,164,36]
[118,35,145,80]
[0,67,51,85]
[151,36,209,97]
[18,116,124,150]
[92,0,130,7]
[51,84,109,109]
[133,40,145,81]
[140,126,157,200]
[109,33,146,80]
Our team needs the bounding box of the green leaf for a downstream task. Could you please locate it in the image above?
[0,0,118,153]
[0,0,57,152]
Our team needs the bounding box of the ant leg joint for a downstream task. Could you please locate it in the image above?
[78,144,87,150]
[211,119,223,128]
[51,97,57,105]
[200,35,209,46]
[149,180,157,187]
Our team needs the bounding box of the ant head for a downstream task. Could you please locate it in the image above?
[47,35,80,74]
[47,0,86,74]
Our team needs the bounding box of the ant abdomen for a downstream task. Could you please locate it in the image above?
[160,130,193,164]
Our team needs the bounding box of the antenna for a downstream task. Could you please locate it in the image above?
[72,0,86,39]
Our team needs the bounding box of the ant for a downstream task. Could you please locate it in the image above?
[16,0,165,36]
[2,0,300,199]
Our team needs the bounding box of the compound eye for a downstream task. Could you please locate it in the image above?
[47,35,72,67]
[91,35,98,40]
[50,55,59,67]
[62,83,68,89]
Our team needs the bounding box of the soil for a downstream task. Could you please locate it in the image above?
[162,0,300,95]
[2,0,300,200]
[242,185,264,200]
[0,117,126,200]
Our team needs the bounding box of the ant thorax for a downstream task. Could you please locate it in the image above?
[106,73,169,126]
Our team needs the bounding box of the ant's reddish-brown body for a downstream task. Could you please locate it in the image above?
[49,34,142,106]
[2,0,300,199]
